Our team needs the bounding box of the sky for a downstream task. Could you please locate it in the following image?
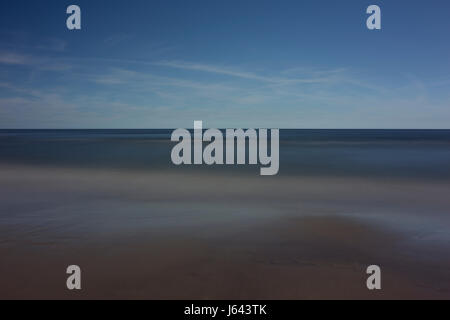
[0,0,449,129]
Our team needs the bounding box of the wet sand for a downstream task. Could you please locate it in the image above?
[0,165,450,299]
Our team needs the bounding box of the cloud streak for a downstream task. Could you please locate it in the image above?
[0,52,31,65]
[154,60,341,85]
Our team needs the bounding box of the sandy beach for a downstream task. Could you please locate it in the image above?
[1,165,449,299]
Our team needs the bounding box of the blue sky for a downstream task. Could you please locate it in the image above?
[0,0,449,128]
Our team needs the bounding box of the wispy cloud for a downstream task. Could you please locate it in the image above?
[154,60,338,85]
[0,50,72,71]
[0,52,30,65]
[156,61,273,81]
[0,30,67,53]
[1,49,449,128]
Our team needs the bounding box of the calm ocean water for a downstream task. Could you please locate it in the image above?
[1,129,450,180]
